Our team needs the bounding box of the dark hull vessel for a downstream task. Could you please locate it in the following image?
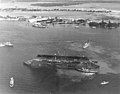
[24,54,100,75]
[37,54,89,61]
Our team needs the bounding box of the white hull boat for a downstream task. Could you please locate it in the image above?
[0,43,5,47]
[4,42,13,47]
[92,26,97,29]
[10,77,14,88]
[0,42,13,47]
[81,72,95,76]
[100,81,109,85]
[83,42,90,49]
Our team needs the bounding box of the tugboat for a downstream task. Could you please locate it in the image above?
[10,77,14,88]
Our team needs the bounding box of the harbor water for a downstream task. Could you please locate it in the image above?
[0,13,120,94]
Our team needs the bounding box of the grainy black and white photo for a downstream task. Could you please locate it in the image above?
[0,0,120,94]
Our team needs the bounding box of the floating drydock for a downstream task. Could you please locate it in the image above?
[24,54,99,74]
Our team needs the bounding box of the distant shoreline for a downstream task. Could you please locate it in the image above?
[30,1,120,7]
[31,2,83,7]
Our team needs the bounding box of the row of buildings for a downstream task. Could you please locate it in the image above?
[28,16,120,29]
[0,15,27,21]
[0,15,120,29]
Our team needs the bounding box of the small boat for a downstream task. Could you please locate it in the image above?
[74,25,79,28]
[75,68,98,75]
[23,60,32,66]
[10,77,14,88]
[23,59,42,66]
[32,23,47,28]
[81,72,95,76]
[83,42,90,49]
[92,26,97,29]
[0,42,13,47]
[100,81,109,85]
[4,42,13,47]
